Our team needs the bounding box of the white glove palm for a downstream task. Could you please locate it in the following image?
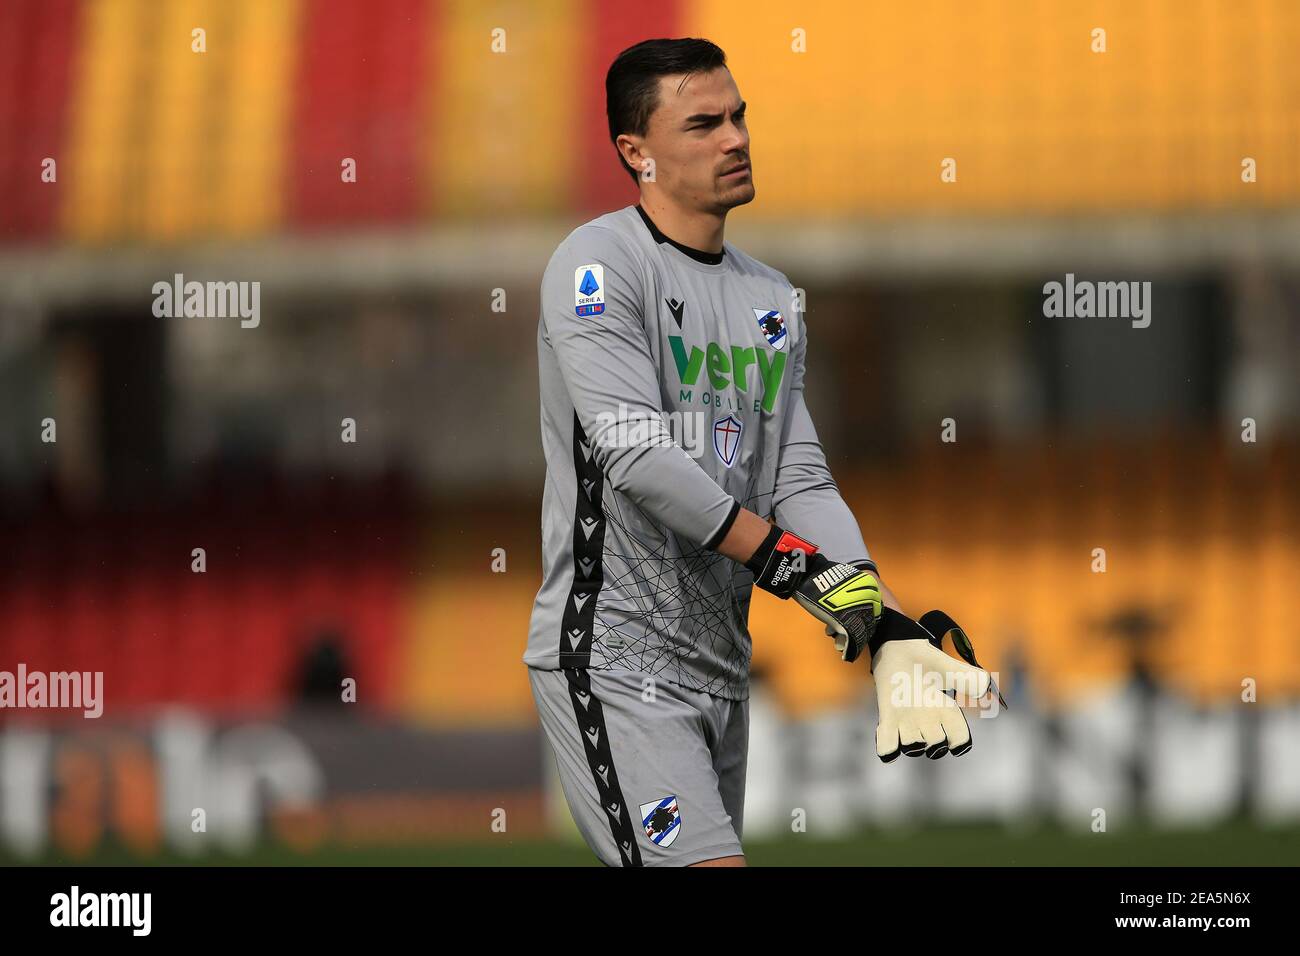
[871,637,991,761]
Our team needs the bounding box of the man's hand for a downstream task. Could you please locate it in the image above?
[744,525,883,661]
[867,607,992,761]
[744,521,998,760]
[790,556,882,663]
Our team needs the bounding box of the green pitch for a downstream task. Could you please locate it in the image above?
[8,822,1297,866]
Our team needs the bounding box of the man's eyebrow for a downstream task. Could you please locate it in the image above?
[683,100,746,125]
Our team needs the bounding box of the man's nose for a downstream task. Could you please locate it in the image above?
[722,125,748,153]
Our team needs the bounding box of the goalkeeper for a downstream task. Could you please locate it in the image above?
[525,37,996,868]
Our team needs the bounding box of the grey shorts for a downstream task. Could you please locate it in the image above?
[528,666,748,867]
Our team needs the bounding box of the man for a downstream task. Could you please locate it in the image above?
[525,38,991,867]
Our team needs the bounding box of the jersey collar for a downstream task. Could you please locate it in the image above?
[635,204,726,266]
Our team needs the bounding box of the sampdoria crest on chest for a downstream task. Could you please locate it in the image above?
[753,308,787,350]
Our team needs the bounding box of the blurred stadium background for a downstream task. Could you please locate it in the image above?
[1,0,1298,865]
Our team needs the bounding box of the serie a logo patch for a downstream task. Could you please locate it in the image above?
[575,264,605,317]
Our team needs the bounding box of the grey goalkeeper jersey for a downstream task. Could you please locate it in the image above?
[524,204,871,700]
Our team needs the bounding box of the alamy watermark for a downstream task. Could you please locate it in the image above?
[887,665,1003,718]
[50,886,151,936]
[593,405,710,458]
[152,273,260,328]
[1042,273,1151,328]
[0,664,103,718]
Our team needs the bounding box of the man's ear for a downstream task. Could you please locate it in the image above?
[615,133,647,174]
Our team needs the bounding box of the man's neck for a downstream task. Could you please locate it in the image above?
[637,195,726,254]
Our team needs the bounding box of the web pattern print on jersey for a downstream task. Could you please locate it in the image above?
[589,472,771,698]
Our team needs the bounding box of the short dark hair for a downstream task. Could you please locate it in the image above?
[606,38,728,184]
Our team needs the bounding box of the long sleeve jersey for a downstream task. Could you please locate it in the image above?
[524,204,872,700]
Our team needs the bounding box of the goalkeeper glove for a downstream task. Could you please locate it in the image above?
[865,606,994,761]
[747,524,1000,761]
[745,524,882,662]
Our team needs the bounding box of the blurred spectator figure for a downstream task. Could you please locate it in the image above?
[294,627,352,708]
[1224,263,1300,455]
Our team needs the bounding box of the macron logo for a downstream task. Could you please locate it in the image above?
[812,563,857,593]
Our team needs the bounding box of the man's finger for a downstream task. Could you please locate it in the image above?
[876,719,901,763]
[940,707,973,756]
[919,642,991,700]
[898,718,926,757]
[918,713,949,759]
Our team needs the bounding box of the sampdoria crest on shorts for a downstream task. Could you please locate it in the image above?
[639,795,681,848]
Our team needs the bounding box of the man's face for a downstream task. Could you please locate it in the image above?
[638,67,753,212]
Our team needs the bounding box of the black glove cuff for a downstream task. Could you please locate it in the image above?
[867,606,934,659]
[745,524,820,599]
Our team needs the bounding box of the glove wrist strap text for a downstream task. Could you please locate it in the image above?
[745,524,819,599]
